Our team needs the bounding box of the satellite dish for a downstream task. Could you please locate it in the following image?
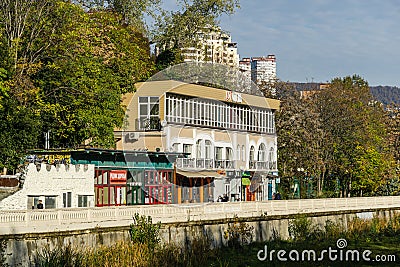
[161,120,167,127]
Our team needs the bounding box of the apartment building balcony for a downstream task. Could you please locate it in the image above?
[214,160,235,169]
[249,161,277,170]
[135,118,161,131]
[176,158,235,170]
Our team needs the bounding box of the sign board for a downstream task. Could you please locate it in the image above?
[110,170,127,184]
[128,181,143,187]
[225,91,242,103]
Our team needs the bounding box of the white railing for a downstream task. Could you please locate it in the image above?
[1,196,400,235]
[176,158,236,170]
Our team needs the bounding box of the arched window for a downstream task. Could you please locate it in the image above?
[205,140,213,159]
[258,143,267,162]
[196,139,202,158]
[226,147,233,160]
[268,147,274,162]
[241,145,245,161]
[236,145,241,161]
[249,146,255,161]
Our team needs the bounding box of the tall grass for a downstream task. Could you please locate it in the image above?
[33,213,400,266]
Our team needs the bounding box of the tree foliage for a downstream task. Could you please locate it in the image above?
[275,75,397,197]
[0,1,154,171]
[152,0,240,68]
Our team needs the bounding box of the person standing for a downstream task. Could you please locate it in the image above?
[37,200,44,209]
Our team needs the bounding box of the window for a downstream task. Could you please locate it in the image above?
[164,93,275,134]
[258,143,267,162]
[225,183,231,196]
[27,196,41,209]
[45,196,57,209]
[215,147,223,160]
[250,146,255,161]
[236,145,241,161]
[205,140,213,159]
[138,96,160,130]
[172,143,180,152]
[241,145,245,162]
[226,147,233,160]
[183,144,192,156]
[269,147,275,162]
[63,192,72,208]
[196,139,202,158]
[78,195,89,207]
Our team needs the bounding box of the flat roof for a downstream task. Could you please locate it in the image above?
[133,80,280,110]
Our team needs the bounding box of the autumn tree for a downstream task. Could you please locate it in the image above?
[315,75,394,197]
[274,81,324,198]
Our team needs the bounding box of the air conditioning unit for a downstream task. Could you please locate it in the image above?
[126,132,140,142]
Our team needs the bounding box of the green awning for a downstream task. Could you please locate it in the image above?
[242,178,251,186]
[242,171,251,178]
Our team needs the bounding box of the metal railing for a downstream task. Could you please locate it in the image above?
[249,161,277,170]
[136,117,161,131]
[176,158,235,170]
[0,196,400,235]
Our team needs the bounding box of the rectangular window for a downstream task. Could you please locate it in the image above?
[45,196,57,209]
[138,96,160,130]
[183,144,192,156]
[78,195,89,207]
[27,196,41,209]
[225,184,231,196]
[215,147,223,160]
[63,192,72,208]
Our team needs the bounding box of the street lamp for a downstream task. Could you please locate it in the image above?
[294,168,304,199]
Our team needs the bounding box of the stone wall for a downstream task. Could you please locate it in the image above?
[0,163,95,210]
[2,208,398,266]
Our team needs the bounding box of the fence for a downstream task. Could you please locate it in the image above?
[1,196,399,235]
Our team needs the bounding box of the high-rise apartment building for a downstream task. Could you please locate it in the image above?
[250,55,277,85]
[180,27,240,68]
[238,55,277,88]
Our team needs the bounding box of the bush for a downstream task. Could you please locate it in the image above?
[130,213,161,250]
[33,244,82,267]
[288,215,315,241]
[223,215,254,249]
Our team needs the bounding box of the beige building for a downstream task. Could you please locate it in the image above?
[180,28,240,68]
[115,81,280,202]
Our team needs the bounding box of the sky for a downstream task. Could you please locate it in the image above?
[161,0,400,86]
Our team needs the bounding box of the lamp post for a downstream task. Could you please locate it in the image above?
[294,168,304,199]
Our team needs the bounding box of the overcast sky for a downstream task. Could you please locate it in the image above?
[218,0,400,86]
[160,0,400,86]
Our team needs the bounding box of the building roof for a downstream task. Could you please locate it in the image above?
[133,80,280,110]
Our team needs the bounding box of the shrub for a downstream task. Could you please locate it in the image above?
[130,213,161,250]
[33,244,82,267]
[223,215,254,249]
[288,215,312,241]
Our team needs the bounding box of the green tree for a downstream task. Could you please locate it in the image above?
[153,0,240,68]
[34,3,154,147]
[0,68,41,172]
[316,75,393,197]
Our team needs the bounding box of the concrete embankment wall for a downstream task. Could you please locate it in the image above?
[2,208,398,266]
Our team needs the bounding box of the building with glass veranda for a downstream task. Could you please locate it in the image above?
[115,80,280,203]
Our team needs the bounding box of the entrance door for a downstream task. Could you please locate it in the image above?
[129,186,143,205]
[95,186,108,207]
[114,186,126,206]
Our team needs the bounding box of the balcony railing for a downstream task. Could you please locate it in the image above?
[215,160,235,169]
[249,161,277,170]
[176,158,236,170]
[136,117,161,131]
[176,159,277,171]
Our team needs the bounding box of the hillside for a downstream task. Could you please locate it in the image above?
[370,86,400,105]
